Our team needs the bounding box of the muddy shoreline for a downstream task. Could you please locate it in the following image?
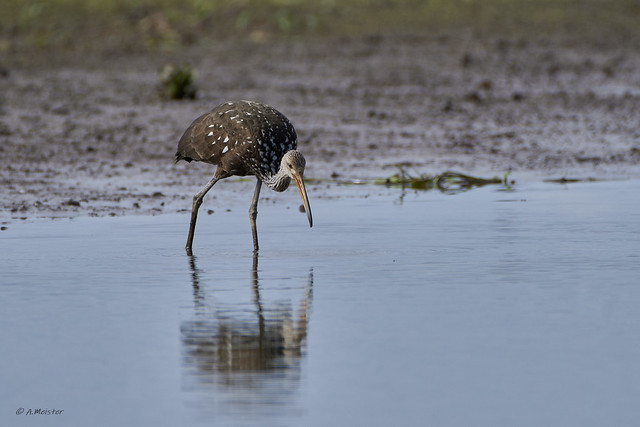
[2,32,639,223]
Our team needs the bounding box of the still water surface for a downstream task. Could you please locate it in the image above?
[1,180,639,426]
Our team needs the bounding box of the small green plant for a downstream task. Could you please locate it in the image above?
[159,64,197,100]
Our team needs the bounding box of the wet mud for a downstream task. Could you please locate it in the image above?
[1,33,639,222]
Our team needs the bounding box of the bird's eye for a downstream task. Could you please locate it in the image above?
[288,163,293,168]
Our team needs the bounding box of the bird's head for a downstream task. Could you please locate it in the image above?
[281,150,313,228]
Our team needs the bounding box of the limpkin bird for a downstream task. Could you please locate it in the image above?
[175,100,313,252]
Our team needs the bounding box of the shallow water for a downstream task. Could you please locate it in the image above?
[2,180,640,427]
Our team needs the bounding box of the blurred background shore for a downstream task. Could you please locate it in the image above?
[2,0,639,54]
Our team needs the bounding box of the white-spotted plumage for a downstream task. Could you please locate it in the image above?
[175,100,312,252]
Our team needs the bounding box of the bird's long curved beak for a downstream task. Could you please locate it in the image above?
[294,174,313,227]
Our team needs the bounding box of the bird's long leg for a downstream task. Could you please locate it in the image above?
[249,179,263,252]
[186,175,220,253]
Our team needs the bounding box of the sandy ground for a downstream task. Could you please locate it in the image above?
[1,32,640,222]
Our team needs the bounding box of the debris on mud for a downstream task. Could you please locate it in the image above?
[374,167,506,193]
[543,177,602,184]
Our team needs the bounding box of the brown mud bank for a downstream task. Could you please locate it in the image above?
[1,32,640,222]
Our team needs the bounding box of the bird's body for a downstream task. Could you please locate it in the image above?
[175,100,312,252]
[176,100,297,186]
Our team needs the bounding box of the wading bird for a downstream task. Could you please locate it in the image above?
[175,100,313,252]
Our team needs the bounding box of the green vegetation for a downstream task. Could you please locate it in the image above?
[374,167,506,193]
[158,64,197,99]
[1,0,638,52]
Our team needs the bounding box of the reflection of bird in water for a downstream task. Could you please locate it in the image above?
[181,252,313,385]
[175,100,313,253]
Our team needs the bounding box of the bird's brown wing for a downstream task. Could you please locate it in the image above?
[175,101,297,178]
[175,104,254,166]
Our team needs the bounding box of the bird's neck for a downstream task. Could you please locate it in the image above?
[262,168,291,192]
